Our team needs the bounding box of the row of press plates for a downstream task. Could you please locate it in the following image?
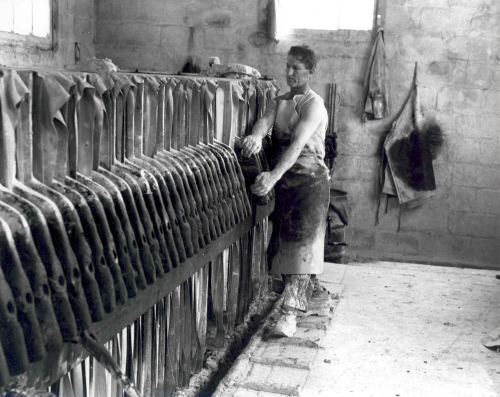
[0,69,278,393]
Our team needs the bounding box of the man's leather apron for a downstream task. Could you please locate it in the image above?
[270,96,329,275]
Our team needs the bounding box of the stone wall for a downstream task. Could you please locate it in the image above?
[96,0,497,268]
[346,0,500,268]
[0,0,96,69]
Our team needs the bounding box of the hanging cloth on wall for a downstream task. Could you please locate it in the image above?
[363,28,390,121]
[376,64,437,228]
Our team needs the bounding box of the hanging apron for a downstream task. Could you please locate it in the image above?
[384,67,436,206]
[270,92,330,275]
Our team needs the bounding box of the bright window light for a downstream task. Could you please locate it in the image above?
[14,0,33,35]
[0,0,51,38]
[33,0,51,37]
[283,0,375,31]
[339,0,376,30]
[0,0,15,33]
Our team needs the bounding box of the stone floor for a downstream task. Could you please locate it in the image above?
[214,261,500,397]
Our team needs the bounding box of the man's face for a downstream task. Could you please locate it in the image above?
[286,55,313,88]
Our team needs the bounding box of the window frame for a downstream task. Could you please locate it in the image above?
[282,0,382,33]
[0,0,58,51]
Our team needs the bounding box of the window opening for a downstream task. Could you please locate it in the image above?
[0,0,51,38]
[283,0,376,31]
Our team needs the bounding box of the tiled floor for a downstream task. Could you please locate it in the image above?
[216,261,500,397]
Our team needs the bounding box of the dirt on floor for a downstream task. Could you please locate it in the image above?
[173,289,281,397]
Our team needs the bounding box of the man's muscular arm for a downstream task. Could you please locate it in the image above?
[241,109,276,158]
[251,97,325,197]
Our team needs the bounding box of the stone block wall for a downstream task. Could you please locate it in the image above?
[350,0,500,268]
[95,0,496,268]
[0,0,96,69]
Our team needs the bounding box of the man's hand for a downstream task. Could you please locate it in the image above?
[241,134,262,158]
[250,172,277,197]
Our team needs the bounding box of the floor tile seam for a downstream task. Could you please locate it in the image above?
[250,357,312,370]
[265,343,319,351]
[265,337,323,349]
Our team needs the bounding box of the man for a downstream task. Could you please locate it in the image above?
[241,45,330,337]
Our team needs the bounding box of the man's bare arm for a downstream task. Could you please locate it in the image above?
[250,98,325,196]
[241,109,276,158]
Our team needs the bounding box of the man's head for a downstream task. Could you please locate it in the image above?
[287,45,318,72]
[286,45,317,90]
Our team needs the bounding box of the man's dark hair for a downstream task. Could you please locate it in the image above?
[288,45,318,71]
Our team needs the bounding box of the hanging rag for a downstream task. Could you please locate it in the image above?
[376,64,437,227]
[363,28,390,121]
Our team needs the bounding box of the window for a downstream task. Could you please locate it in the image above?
[283,0,376,31]
[0,0,54,47]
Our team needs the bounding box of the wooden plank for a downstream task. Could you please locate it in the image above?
[181,80,189,148]
[92,355,107,397]
[214,87,224,144]
[218,80,233,147]
[143,78,159,158]
[193,266,208,372]
[115,333,124,397]
[155,298,165,393]
[251,224,262,298]
[182,280,192,386]
[134,318,142,393]
[184,79,193,148]
[164,79,174,152]
[171,81,182,151]
[239,82,248,138]
[207,254,226,350]
[237,232,250,325]
[189,80,201,146]
[153,297,167,396]
[260,219,269,295]
[204,80,217,145]
[125,324,134,386]
[60,372,75,397]
[141,308,153,396]
[199,265,209,368]
[151,304,157,393]
[222,248,229,313]
[173,285,182,388]
[190,274,199,374]
[229,82,241,149]
[69,364,84,397]
[227,242,241,332]
[109,338,118,397]
[163,291,177,394]
[246,81,257,134]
